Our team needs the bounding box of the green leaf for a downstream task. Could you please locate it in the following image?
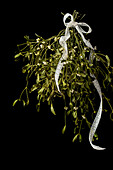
[38,86,45,94]
[24,35,29,40]
[51,67,55,72]
[22,64,30,73]
[67,110,71,115]
[85,81,89,89]
[76,82,83,85]
[105,55,110,67]
[14,53,21,58]
[72,134,79,142]
[108,75,111,83]
[79,134,82,142]
[72,111,77,118]
[26,98,29,105]
[67,90,71,97]
[41,70,46,78]
[13,99,19,106]
[62,79,66,87]
[36,74,40,84]
[36,102,41,112]
[51,102,56,115]
[80,73,87,77]
[62,125,66,134]
[30,84,38,92]
[22,100,26,106]
[105,74,111,83]
[69,102,73,107]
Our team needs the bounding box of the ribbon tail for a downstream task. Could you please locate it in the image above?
[89,78,106,150]
[55,27,70,93]
[55,58,64,93]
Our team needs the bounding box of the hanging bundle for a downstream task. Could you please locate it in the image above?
[13,10,113,150]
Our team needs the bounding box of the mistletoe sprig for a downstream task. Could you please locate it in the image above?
[13,10,113,144]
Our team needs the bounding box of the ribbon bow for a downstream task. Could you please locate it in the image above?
[55,13,105,150]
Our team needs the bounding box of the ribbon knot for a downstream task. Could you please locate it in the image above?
[63,13,94,49]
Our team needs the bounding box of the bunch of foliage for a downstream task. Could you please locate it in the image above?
[13,10,113,142]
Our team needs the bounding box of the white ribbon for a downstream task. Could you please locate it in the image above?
[55,13,105,150]
[89,51,105,150]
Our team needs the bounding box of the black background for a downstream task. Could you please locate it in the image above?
[7,0,113,166]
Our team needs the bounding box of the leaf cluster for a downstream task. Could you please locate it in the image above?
[13,10,113,142]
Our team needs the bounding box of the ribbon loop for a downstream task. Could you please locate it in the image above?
[63,13,74,27]
[77,22,92,34]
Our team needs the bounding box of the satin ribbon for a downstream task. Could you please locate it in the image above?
[55,13,105,150]
[89,51,105,150]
